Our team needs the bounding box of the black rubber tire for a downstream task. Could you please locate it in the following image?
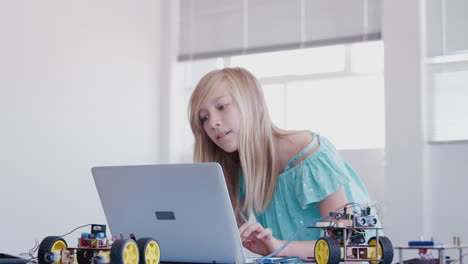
[367,236,394,264]
[137,237,161,264]
[314,237,341,264]
[38,236,67,264]
[111,239,139,264]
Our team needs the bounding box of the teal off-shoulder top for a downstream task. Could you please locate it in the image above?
[239,132,374,241]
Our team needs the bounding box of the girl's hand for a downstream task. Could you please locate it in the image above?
[238,222,285,256]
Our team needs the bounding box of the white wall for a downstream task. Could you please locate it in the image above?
[161,0,468,257]
[160,1,468,257]
[340,149,385,210]
[430,143,468,243]
[0,1,160,254]
[383,0,468,251]
[383,0,428,247]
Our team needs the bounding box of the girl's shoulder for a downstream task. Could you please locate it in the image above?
[279,129,313,146]
[277,130,315,171]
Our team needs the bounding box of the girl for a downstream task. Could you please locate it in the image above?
[188,67,374,260]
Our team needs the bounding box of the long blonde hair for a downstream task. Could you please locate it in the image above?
[188,67,283,223]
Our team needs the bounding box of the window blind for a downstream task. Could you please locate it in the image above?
[427,0,468,57]
[179,0,381,61]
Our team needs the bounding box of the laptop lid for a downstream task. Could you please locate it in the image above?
[92,163,246,264]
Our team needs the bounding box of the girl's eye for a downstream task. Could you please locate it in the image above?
[218,104,228,110]
[200,116,208,122]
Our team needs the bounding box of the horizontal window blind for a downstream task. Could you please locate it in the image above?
[426,0,468,57]
[179,0,381,61]
[428,66,468,141]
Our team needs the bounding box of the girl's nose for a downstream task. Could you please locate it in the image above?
[210,115,221,128]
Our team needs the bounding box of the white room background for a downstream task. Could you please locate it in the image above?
[177,42,386,206]
[168,0,468,249]
[424,0,468,244]
[0,0,161,254]
[2,0,468,257]
[173,0,386,228]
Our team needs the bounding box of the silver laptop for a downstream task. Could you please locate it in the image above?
[92,163,247,264]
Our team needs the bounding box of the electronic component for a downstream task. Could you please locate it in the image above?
[354,215,378,227]
[408,241,444,246]
[329,212,353,220]
[308,203,393,264]
[38,225,161,264]
[316,222,344,227]
[91,224,106,235]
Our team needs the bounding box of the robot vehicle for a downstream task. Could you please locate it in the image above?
[312,205,394,264]
[37,225,160,264]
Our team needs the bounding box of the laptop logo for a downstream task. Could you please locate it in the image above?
[155,211,176,220]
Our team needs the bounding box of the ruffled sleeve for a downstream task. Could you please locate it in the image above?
[291,136,352,209]
[250,133,373,241]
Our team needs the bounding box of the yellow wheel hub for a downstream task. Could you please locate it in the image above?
[144,241,161,264]
[51,240,66,252]
[315,240,330,264]
[123,241,139,264]
[368,238,383,264]
[51,240,66,264]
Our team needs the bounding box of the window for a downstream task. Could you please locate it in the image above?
[180,41,384,160]
[427,59,468,142]
[230,45,346,77]
[425,0,468,142]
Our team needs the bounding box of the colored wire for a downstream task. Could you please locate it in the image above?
[261,215,331,259]
[29,239,39,258]
[345,230,352,244]
[368,203,380,217]
[31,239,39,257]
[58,224,93,237]
[328,202,358,228]
[19,239,39,260]
[80,237,89,247]
[332,231,368,239]
[353,229,367,234]
[254,256,302,264]
[451,253,468,264]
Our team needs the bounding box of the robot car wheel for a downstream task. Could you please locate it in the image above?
[314,237,341,264]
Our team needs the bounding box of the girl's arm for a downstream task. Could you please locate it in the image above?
[240,188,348,260]
[239,227,316,260]
[278,188,349,259]
[318,187,348,221]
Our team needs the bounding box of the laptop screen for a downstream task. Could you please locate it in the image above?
[92,163,246,264]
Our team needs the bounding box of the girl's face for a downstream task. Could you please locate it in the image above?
[198,83,241,153]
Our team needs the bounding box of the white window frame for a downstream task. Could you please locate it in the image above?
[425,53,468,143]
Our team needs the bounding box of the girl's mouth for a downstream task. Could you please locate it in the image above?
[217,130,232,141]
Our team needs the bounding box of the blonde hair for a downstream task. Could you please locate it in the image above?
[188,67,284,223]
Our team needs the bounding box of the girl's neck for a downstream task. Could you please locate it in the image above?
[274,130,313,172]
